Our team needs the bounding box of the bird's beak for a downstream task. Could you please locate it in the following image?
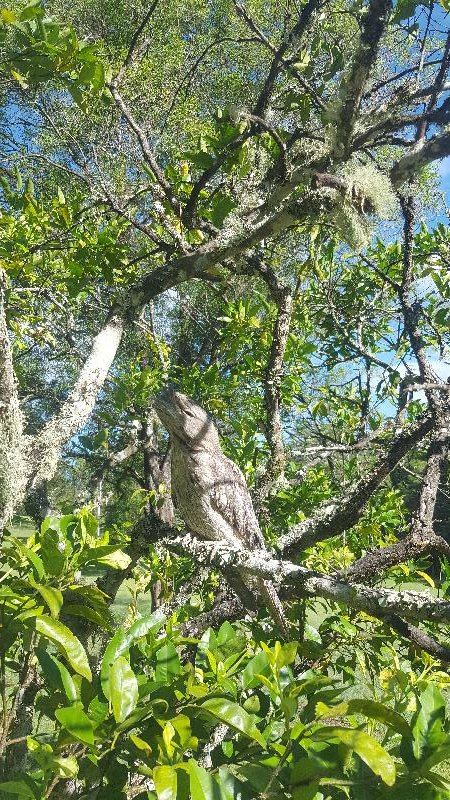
[153,387,180,426]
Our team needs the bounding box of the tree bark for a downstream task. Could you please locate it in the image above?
[0,277,26,534]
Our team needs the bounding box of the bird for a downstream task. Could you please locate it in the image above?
[153,388,288,637]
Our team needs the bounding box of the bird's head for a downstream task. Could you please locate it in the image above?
[154,389,220,451]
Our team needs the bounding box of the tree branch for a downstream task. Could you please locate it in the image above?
[251,0,321,117]
[165,533,450,624]
[398,195,434,384]
[108,83,180,216]
[335,0,392,155]
[26,310,125,492]
[233,0,325,112]
[0,273,26,532]
[277,411,433,556]
[416,30,450,143]
[391,130,450,187]
[335,413,450,583]
[181,595,244,638]
[383,615,450,662]
[262,286,293,490]
[114,0,160,87]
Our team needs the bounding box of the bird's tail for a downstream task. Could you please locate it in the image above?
[258,578,289,639]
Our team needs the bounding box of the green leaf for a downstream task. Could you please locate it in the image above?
[1,9,17,24]
[155,643,181,683]
[49,754,78,778]
[314,727,396,786]
[189,759,219,800]
[291,754,331,785]
[36,649,78,704]
[130,733,152,754]
[200,697,266,748]
[95,549,131,570]
[243,695,260,714]
[100,610,165,699]
[109,656,138,723]
[27,738,78,778]
[321,699,411,739]
[39,527,67,576]
[153,765,178,800]
[63,602,112,630]
[55,704,95,745]
[35,616,91,681]
[421,744,450,773]
[31,582,63,618]
[88,695,109,725]
[292,782,320,800]
[93,427,109,448]
[68,84,88,113]
[424,770,450,792]
[20,0,43,20]
[412,684,447,759]
[208,192,236,228]
[186,150,215,169]
[11,69,28,89]
[24,177,34,197]
[0,780,36,798]
[78,59,105,91]
[217,621,237,646]
[215,766,247,800]
[392,0,425,22]
[242,651,270,690]
[15,542,44,580]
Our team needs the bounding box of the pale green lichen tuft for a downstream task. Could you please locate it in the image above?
[332,162,398,250]
[332,204,372,251]
[342,162,398,219]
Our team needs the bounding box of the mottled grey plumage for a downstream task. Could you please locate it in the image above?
[154,389,288,635]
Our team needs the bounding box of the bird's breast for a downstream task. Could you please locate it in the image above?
[170,446,242,547]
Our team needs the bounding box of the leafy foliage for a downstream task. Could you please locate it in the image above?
[3,524,450,798]
[1,0,450,797]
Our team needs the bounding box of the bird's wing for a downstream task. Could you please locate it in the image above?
[208,453,265,550]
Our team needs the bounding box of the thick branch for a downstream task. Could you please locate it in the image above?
[26,311,125,490]
[181,595,244,638]
[384,615,450,662]
[391,131,450,187]
[336,531,450,583]
[412,418,449,538]
[166,533,450,624]
[336,414,450,583]
[277,411,433,556]
[335,0,392,154]
[182,575,450,661]
[0,276,26,529]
